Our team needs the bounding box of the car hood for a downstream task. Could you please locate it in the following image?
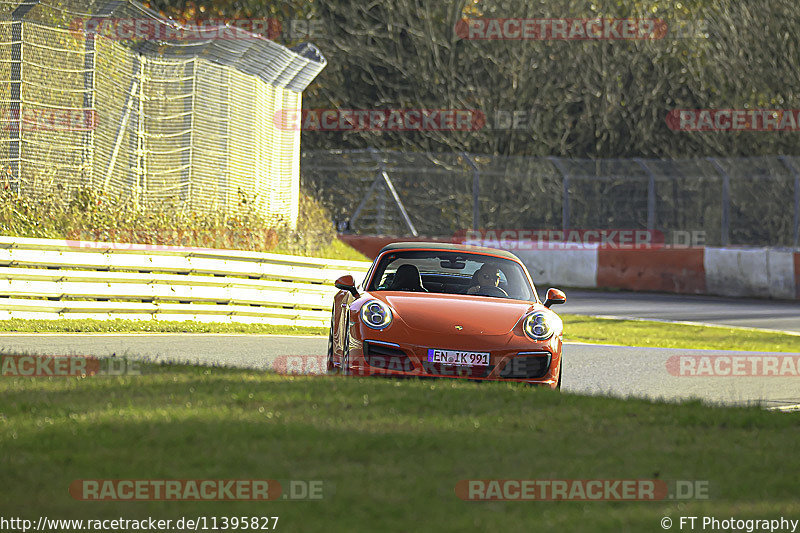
[370,292,538,335]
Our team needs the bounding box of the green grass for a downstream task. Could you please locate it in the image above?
[0,364,798,532]
[1,314,798,353]
[309,237,369,261]
[563,314,800,353]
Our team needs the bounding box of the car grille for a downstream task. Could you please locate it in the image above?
[497,352,551,379]
[363,341,414,372]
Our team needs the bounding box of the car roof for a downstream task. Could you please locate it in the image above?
[377,241,522,261]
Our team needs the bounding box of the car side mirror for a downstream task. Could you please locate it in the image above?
[335,275,359,297]
[544,288,566,308]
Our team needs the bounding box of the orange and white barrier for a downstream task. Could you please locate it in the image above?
[338,235,799,300]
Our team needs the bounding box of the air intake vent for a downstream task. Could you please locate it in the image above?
[363,341,414,372]
[497,352,551,379]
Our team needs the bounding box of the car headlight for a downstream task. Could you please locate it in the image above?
[523,311,561,341]
[360,299,393,329]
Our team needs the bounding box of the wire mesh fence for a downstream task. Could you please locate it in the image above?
[301,149,800,248]
[0,0,325,226]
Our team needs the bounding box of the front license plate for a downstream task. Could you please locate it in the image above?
[427,349,490,367]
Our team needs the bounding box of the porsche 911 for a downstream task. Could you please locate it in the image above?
[327,242,566,389]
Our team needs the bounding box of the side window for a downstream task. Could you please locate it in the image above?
[378,270,396,290]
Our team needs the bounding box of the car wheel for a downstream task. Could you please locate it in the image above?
[556,361,562,390]
[341,322,351,376]
[326,312,335,374]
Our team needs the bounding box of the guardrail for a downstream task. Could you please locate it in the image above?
[0,237,371,327]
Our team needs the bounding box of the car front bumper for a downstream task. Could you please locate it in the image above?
[344,337,561,388]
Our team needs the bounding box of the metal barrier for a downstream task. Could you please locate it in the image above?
[0,236,370,326]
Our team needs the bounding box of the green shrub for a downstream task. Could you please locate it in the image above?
[0,187,366,260]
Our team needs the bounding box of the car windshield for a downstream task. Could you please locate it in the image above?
[368,250,535,301]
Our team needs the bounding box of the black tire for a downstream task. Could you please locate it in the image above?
[556,362,562,390]
[340,321,351,376]
[326,311,335,374]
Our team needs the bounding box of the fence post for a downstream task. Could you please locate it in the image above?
[103,76,139,192]
[778,156,800,249]
[462,152,480,230]
[548,157,570,231]
[82,27,95,183]
[708,157,730,246]
[381,170,418,236]
[350,173,380,232]
[222,67,231,212]
[376,174,386,233]
[136,55,146,207]
[362,148,418,236]
[182,59,197,206]
[124,55,145,199]
[82,2,123,185]
[8,1,39,190]
[634,158,657,231]
[797,172,800,249]
[365,148,387,233]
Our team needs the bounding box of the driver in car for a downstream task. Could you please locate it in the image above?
[467,265,507,296]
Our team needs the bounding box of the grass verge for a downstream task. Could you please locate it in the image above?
[0,364,798,532]
[563,314,800,353]
[1,315,798,353]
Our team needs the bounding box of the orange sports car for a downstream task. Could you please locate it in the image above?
[327,243,566,389]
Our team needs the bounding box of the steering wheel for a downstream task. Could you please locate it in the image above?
[473,285,508,297]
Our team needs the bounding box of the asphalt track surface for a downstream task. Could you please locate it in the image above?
[3,334,798,408]
[558,290,800,333]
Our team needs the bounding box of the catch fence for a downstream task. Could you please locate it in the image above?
[301,149,800,248]
[0,0,326,226]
